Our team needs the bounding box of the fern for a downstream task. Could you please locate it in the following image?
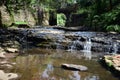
[106,25,120,32]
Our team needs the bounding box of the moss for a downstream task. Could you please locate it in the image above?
[14,21,28,25]
[9,21,30,28]
[107,61,113,67]
[107,57,113,60]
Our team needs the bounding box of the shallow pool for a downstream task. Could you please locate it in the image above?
[12,48,119,80]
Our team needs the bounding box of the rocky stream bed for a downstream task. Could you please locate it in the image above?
[0,26,120,80]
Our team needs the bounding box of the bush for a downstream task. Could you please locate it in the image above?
[57,13,66,26]
[106,25,120,32]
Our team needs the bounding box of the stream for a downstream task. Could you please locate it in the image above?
[11,48,118,80]
[0,27,120,80]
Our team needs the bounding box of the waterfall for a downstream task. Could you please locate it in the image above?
[83,38,92,52]
[82,38,92,60]
[112,43,118,55]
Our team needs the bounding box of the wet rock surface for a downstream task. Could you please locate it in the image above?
[8,26,120,53]
[0,27,120,53]
[0,27,120,79]
[0,27,120,54]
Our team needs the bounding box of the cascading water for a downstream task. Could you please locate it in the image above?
[83,38,92,52]
[82,38,92,60]
[112,43,118,55]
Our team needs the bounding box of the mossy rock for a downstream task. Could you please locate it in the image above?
[104,56,113,67]
[10,21,30,28]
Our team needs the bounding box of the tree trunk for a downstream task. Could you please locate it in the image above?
[109,0,112,10]
[0,11,2,27]
[37,7,43,25]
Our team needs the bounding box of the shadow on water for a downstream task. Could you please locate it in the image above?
[11,49,119,80]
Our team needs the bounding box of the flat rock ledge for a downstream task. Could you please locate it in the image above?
[104,55,120,71]
[5,48,18,53]
[61,63,88,71]
[0,70,18,80]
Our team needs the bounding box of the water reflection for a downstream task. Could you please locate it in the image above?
[84,75,99,80]
[84,38,92,52]
[41,63,54,79]
[69,71,81,80]
[83,52,92,60]
[12,49,119,80]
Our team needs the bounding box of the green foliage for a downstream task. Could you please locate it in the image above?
[1,0,120,32]
[14,21,27,25]
[107,62,113,67]
[57,13,66,26]
[101,9,120,24]
[106,25,120,32]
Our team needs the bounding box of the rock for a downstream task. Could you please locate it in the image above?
[1,64,13,69]
[6,73,18,80]
[5,48,18,53]
[0,70,8,80]
[0,5,13,26]
[0,52,6,58]
[42,11,49,26]
[0,70,18,80]
[104,55,120,72]
[0,5,36,27]
[9,27,120,53]
[0,61,8,64]
[61,63,88,71]
[0,47,4,51]
[11,62,16,65]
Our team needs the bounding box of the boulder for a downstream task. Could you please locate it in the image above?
[0,5,13,27]
[6,73,18,80]
[104,55,120,72]
[0,52,6,58]
[0,61,8,64]
[0,47,4,51]
[0,70,8,80]
[61,63,88,71]
[5,48,18,53]
[0,70,18,80]
[1,64,13,69]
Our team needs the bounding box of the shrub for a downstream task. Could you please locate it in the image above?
[57,13,66,26]
[106,25,120,32]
